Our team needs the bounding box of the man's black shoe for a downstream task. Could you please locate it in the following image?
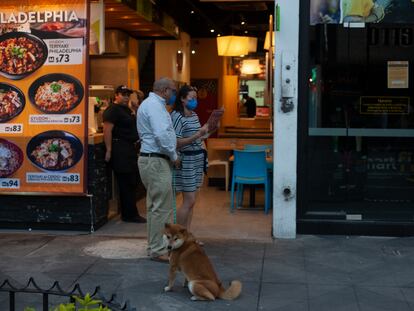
[122,216,147,223]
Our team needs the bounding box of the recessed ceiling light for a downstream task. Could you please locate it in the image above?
[178,50,182,54]
[191,50,196,54]
[210,29,215,33]
[190,10,195,14]
[241,21,245,25]
[244,30,248,34]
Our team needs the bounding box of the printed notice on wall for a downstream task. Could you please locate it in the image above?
[360,97,410,115]
[388,61,409,89]
[0,0,88,195]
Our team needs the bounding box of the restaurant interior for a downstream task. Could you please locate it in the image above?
[88,0,275,237]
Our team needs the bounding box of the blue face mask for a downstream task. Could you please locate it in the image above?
[167,90,176,106]
[186,98,198,110]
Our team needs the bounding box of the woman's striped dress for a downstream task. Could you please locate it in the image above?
[171,110,207,192]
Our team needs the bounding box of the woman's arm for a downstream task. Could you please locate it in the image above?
[176,123,209,149]
[103,121,114,162]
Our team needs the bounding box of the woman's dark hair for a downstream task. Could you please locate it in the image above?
[173,84,196,114]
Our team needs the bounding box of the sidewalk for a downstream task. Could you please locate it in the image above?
[0,227,413,311]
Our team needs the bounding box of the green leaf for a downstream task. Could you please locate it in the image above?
[48,143,60,152]
[53,303,76,311]
[50,83,62,93]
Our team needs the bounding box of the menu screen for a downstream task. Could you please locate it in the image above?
[0,0,88,194]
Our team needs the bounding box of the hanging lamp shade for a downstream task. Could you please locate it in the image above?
[217,35,250,56]
[241,59,261,75]
[247,37,257,53]
[263,31,275,50]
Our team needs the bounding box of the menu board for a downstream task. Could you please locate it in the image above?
[0,0,88,194]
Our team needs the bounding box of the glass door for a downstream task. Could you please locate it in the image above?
[302,21,414,222]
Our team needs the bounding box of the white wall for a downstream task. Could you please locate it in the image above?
[155,32,191,84]
[245,80,265,106]
[273,0,299,239]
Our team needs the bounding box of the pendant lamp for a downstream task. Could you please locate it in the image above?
[241,59,261,75]
[217,35,250,56]
[264,31,274,50]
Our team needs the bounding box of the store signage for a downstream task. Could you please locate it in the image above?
[369,28,413,47]
[388,61,409,89]
[360,97,410,115]
[310,0,414,25]
[0,0,88,194]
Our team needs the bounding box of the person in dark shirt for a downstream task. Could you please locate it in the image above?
[243,93,257,118]
[103,85,146,223]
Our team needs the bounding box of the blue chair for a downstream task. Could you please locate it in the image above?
[244,144,273,157]
[230,150,270,214]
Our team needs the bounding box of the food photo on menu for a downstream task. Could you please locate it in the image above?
[0,32,48,79]
[28,73,84,113]
[0,82,25,122]
[30,19,87,39]
[27,130,83,172]
[0,138,23,178]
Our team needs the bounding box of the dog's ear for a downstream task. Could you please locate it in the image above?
[165,223,171,228]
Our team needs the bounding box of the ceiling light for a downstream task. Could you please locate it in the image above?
[241,59,261,75]
[264,31,275,50]
[190,10,194,14]
[191,50,196,54]
[178,50,182,54]
[247,37,257,53]
[210,29,215,33]
[244,30,248,34]
[241,21,245,25]
[216,36,250,56]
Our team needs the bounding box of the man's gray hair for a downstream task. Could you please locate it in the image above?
[153,77,174,92]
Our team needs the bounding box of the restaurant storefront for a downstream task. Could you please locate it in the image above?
[0,0,178,230]
[295,0,414,236]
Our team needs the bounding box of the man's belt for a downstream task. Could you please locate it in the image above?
[140,152,170,161]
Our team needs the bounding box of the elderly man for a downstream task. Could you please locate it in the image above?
[137,77,179,263]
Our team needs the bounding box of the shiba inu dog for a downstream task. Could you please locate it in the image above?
[163,223,242,301]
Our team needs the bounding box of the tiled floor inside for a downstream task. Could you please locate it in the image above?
[98,181,273,242]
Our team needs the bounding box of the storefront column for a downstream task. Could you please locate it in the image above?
[273,0,300,238]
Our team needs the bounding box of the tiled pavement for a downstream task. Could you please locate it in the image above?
[0,231,413,310]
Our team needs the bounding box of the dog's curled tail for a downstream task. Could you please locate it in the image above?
[219,280,242,300]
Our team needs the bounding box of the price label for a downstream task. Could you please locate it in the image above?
[61,174,80,183]
[63,115,82,124]
[44,38,84,65]
[0,179,20,189]
[0,124,23,134]
[48,53,70,64]
[29,115,82,125]
[27,173,81,184]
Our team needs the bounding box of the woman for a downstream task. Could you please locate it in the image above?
[103,85,146,223]
[171,85,209,232]
[129,90,145,115]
